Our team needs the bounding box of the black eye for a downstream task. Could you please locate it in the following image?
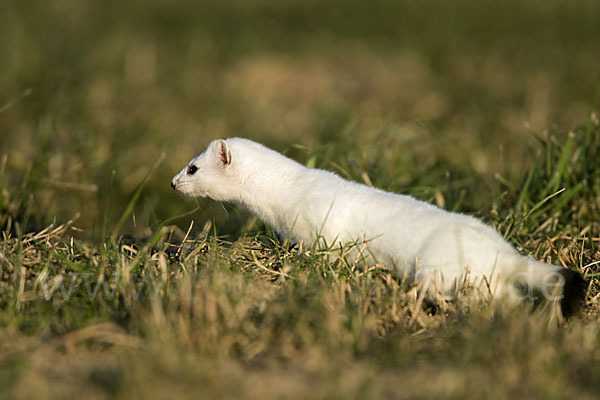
[187,165,198,175]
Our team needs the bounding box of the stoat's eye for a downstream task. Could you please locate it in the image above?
[187,165,198,175]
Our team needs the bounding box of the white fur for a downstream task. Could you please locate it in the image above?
[172,138,567,298]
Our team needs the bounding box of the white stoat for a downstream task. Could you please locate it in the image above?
[171,138,586,316]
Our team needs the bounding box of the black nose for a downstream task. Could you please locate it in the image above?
[170,181,176,189]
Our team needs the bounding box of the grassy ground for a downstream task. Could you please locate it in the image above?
[1,0,600,398]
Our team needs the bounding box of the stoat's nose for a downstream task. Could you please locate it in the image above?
[170,180,176,190]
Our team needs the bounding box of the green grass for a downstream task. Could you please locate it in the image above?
[1,0,600,398]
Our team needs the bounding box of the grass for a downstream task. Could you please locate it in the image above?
[1,0,600,398]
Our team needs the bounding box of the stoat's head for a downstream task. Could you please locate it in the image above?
[171,139,238,201]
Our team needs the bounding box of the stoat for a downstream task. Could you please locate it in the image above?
[171,138,587,317]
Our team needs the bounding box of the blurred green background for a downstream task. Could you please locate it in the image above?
[1,0,599,237]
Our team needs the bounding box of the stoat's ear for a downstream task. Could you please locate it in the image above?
[218,140,232,166]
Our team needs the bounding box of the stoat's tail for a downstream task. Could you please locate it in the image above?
[557,268,588,317]
[507,255,587,318]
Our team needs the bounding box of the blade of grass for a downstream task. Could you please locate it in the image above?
[111,153,166,243]
[49,248,86,273]
[505,187,565,241]
[515,162,536,214]
[528,184,582,223]
[542,132,575,198]
[101,170,116,241]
